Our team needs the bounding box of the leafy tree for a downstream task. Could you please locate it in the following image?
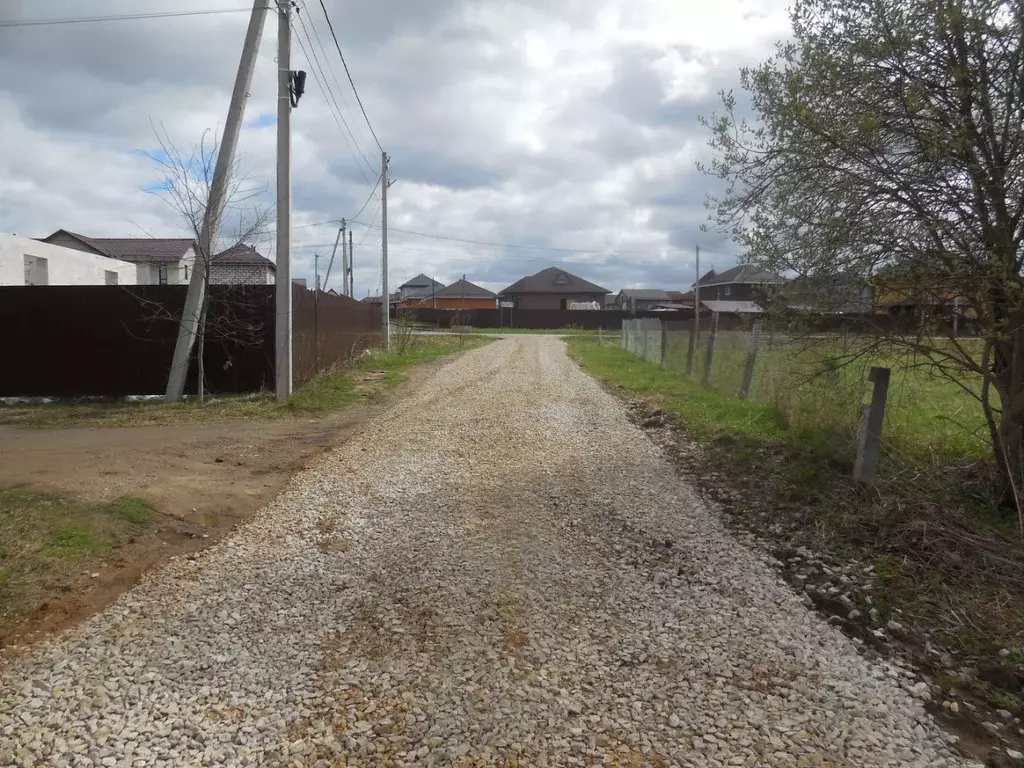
[701,0,1024,504]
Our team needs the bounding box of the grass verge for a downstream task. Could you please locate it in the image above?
[0,487,158,640]
[568,337,1024,724]
[0,336,490,428]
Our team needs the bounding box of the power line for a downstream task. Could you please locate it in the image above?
[299,1,377,157]
[291,13,375,184]
[0,8,264,27]
[316,0,383,152]
[350,175,382,221]
[294,3,376,174]
[348,220,681,255]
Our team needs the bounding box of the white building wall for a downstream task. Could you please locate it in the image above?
[209,263,273,285]
[0,234,139,286]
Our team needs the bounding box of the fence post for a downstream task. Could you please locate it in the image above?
[685,314,698,376]
[701,312,720,386]
[853,366,891,481]
[660,320,667,368]
[739,320,763,400]
[620,320,627,351]
[642,319,649,361]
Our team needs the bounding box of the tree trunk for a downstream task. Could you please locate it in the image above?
[196,295,209,403]
[990,327,1024,512]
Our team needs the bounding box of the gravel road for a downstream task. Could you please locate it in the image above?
[1,337,974,767]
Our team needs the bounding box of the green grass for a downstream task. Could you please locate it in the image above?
[0,487,163,638]
[569,338,793,444]
[0,336,490,428]
[654,331,990,463]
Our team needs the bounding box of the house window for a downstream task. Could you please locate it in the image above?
[158,264,169,285]
[104,270,118,286]
[23,255,48,286]
[723,285,731,297]
[184,264,189,281]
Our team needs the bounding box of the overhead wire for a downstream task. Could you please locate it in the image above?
[0,8,264,27]
[316,0,384,152]
[291,11,375,184]
[299,1,378,158]
[349,175,382,222]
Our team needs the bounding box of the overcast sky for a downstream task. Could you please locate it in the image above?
[0,0,790,295]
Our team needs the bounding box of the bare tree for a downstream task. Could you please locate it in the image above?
[145,125,272,400]
[701,0,1024,508]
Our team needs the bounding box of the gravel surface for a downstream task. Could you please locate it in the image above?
[0,337,977,767]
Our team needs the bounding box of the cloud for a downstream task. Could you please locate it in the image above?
[0,0,791,295]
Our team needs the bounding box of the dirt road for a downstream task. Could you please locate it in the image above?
[0,337,972,767]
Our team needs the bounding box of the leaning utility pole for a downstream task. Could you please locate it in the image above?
[275,0,293,400]
[164,0,267,402]
[347,228,354,297]
[381,150,391,349]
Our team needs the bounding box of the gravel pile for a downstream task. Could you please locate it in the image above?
[0,337,978,767]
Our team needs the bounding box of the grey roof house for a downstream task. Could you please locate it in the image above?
[499,267,610,310]
[613,288,672,312]
[692,265,787,312]
[398,273,444,301]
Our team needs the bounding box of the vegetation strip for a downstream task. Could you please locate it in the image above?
[569,337,1024,764]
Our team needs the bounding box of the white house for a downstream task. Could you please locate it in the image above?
[38,230,275,286]
[40,230,196,285]
[0,233,139,286]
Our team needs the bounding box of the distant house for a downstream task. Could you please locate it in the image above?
[398,273,444,301]
[409,278,496,310]
[210,244,275,285]
[694,265,786,304]
[1,233,139,286]
[499,267,610,310]
[613,288,672,312]
[41,230,197,286]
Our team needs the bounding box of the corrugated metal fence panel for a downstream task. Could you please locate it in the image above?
[291,286,382,385]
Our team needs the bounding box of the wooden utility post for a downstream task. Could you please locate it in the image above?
[739,320,763,400]
[701,312,720,386]
[854,366,891,481]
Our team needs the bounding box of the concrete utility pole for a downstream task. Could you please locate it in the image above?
[340,218,348,296]
[347,228,354,297]
[164,0,267,402]
[381,150,391,349]
[275,0,293,400]
[323,223,342,291]
[694,245,701,343]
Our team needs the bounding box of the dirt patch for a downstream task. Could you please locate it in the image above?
[0,364,437,650]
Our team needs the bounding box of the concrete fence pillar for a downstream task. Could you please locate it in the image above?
[853,366,891,481]
[701,311,720,386]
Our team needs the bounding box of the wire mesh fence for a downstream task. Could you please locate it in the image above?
[621,314,992,477]
[622,316,895,461]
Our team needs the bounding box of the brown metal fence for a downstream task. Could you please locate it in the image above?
[404,307,691,330]
[0,285,380,397]
[292,286,381,385]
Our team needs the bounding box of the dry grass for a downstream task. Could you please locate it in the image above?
[0,336,490,429]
